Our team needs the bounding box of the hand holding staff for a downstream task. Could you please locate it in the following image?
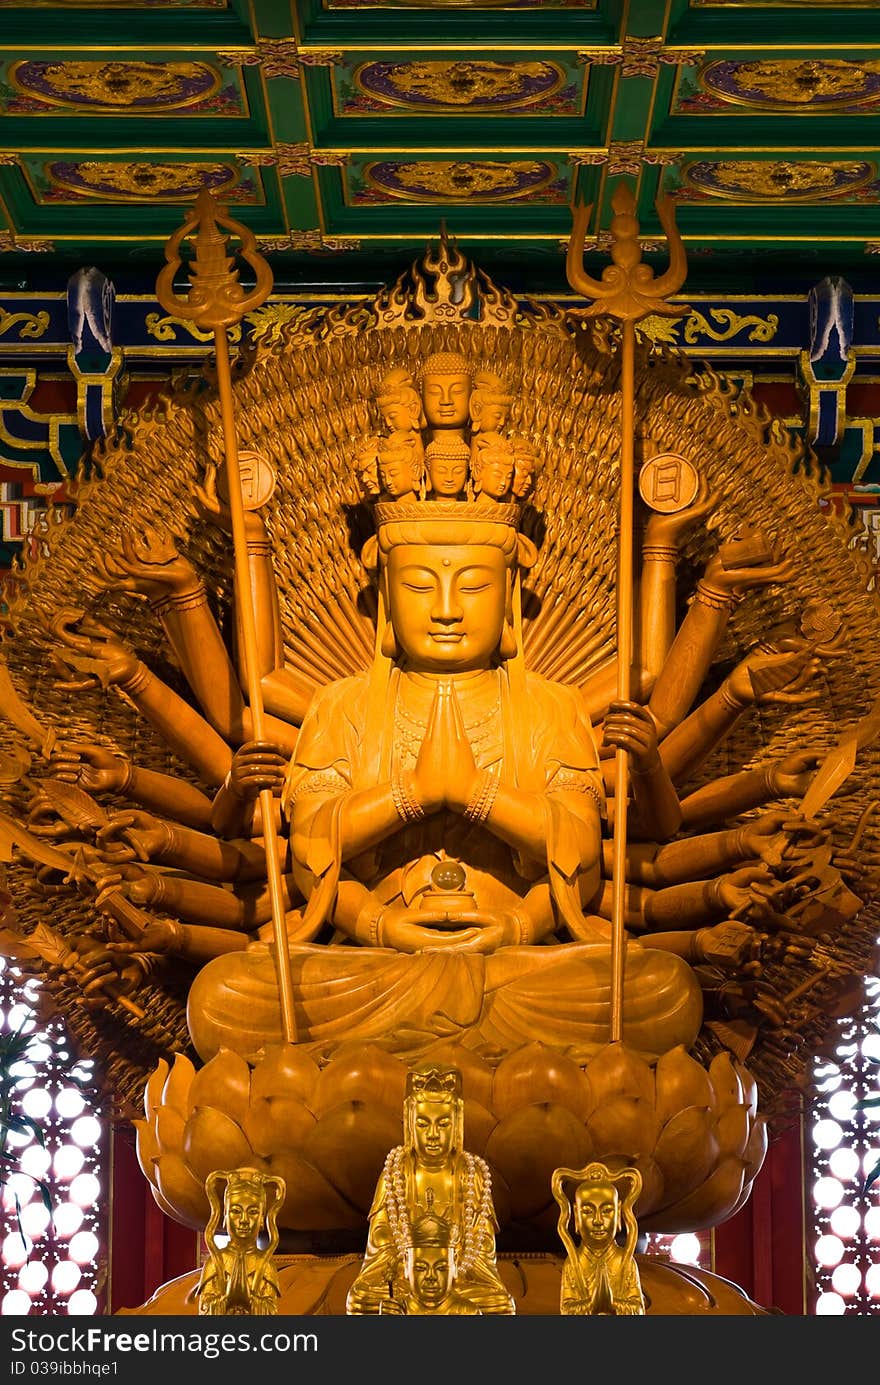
[156,190,297,1043]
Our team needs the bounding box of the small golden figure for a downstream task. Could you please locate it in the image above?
[378,1198,483,1316]
[197,1167,285,1316]
[346,1066,515,1315]
[552,1161,646,1316]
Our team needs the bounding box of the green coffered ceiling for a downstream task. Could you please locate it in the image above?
[0,0,879,292]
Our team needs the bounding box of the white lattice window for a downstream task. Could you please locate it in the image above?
[811,974,880,1315]
[0,958,106,1315]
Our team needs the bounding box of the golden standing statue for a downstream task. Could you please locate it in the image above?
[197,1167,284,1316]
[552,1162,645,1316]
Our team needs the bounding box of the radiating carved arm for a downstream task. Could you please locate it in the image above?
[598,864,775,932]
[648,546,796,738]
[98,864,299,930]
[636,479,716,692]
[51,743,215,830]
[50,611,233,786]
[194,470,313,735]
[679,751,821,830]
[611,813,802,886]
[94,808,279,882]
[659,643,821,788]
[210,741,288,839]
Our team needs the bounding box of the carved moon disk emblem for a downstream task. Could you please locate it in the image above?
[638,454,700,513]
[237,451,277,511]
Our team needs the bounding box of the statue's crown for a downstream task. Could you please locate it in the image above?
[223,1167,265,1197]
[408,1209,459,1250]
[405,1066,463,1103]
[357,358,540,530]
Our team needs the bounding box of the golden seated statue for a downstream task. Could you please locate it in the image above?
[188,416,704,1066]
[346,1066,514,1315]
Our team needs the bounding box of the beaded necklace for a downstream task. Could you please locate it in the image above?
[381,1145,494,1278]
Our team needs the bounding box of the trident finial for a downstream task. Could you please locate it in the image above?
[566,182,688,322]
[156,187,273,331]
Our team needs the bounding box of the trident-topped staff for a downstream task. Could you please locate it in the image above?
[156,189,297,1043]
[566,183,688,1042]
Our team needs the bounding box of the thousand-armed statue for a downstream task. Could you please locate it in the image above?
[1,197,879,1313]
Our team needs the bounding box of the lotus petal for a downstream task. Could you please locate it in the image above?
[583,1042,654,1104]
[659,1156,745,1232]
[154,1105,186,1157]
[250,1042,320,1105]
[154,1153,210,1229]
[304,1100,402,1212]
[188,1048,252,1125]
[708,1052,744,1110]
[311,1045,405,1119]
[654,1045,716,1125]
[492,1043,591,1120]
[741,1115,768,1183]
[243,1097,317,1159]
[461,1099,497,1157]
[144,1060,169,1124]
[653,1106,719,1208]
[420,1043,495,1108]
[133,1117,159,1176]
[585,1095,660,1162]
[149,1181,201,1229]
[486,1104,593,1220]
[714,1105,750,1160]
[736,1063,758,1119]
[182,1106,254,1183]
[632,1157,664,1221]
[488,1166,512,1229]
[268,1153,365,1230]
[161,1053,196,1119]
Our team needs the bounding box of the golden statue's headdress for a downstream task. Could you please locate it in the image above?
[407,1208,459,1252]
[405,1066,463,1103]
[403,1067,465,1159]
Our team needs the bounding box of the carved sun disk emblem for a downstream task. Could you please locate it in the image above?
[638,454,700,514]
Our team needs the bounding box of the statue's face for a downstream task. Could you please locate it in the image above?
[422,371,471,428]
[428,453,468,498]
[511,461,532,500]
[574,1183,619,1251]
[474,396,507,433]
[410,1246,452,1308]
[380,444,418,497]
[381,394,420,432]
[411,1097,455,1162]
[388,544,507,672]
[479,452,514,499]
[225,1191,263,1247]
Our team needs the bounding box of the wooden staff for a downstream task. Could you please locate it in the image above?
[566,183,688,1042]
[156,189,297,1043]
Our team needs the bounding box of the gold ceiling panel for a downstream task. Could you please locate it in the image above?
[345,59,580,116]
[679,159,877,202]
[8,60,228,114]
[35,159,258,204]
[695,59,880,113]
